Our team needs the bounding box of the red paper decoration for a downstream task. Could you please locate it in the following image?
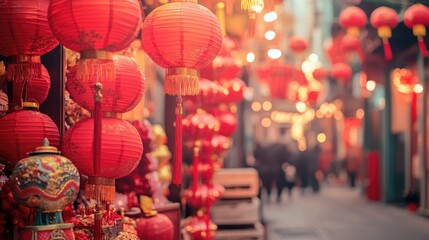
[339,6,367,37]
[0,110,59,170]
[12,64,51,106]
[136,213,174,240]
[404,4,429,57]
[62,117,143,200]
[370,7,398,60]
[288,36,309,55]
[66,55,144,112]
[0,0,59,82]
[331,63,352,85]
[48,0,142,81]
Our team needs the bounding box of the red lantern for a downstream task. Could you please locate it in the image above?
[0,0,59,82]
[288,36,309,56]
[404,4,429,57]
[136,213,174,240]
[339,6,367,37]
[312,67,328,81]
[0,110,59,170]
[221,78,246,104]
[141,0,222,185]
[48,0,142,82]
[185,184,224,209]
[62,117,143,201]
[184,213,217,240]
[183,109,220,142]
[185,79,224,109]
[66,55,144,113]
[11,64,51,106]
[392,68,418,94]
[370,7,398,60]
[331,63,352,85]
[208,108,237,138]
[339,35,364,62]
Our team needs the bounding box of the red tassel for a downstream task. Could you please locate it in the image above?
[94,204,103,240]
[248,17,255,37]
[173,96,183,185]
[93,83,103,176]
[418,37,428,57]
[192,145,200,191]
[382,39,392,61]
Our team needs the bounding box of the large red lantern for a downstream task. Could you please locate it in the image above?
[48,0,142,81]
[11,64,51,106]
[0,0,59,82]
[331,62,352,85]
[370,7,399,60]
[339,6,367,37]
[404,4,429,57]
[66,55,144,112]
[136,213,174,240]
[62,117,143,201]
[141,0,222,185]
[0,109,59,170]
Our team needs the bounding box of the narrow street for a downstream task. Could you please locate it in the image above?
[263,186,429,240]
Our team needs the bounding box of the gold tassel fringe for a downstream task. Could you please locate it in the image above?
[241,0,264,11]
[7,55,42,83]
[76,59,115,83]
[165,67,199,96]
[85,177,116,202]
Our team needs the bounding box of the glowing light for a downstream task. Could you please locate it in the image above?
[267,48,282,60]
[261,117,272,127]
[262,101,272,111]
[251,5,264,13]
[265,30,276,40]
[301,60,313,73]
[317,133,326,143]
[251,101,261,112]
[246,52,255,63]
[263,11,277,22]
[366,80,376,92]
[316,110,324,119]
[356,108,364,119]
[296,101,307,113]
[309,53,319,63]
[334,110,343,120]
[414,84,424,93]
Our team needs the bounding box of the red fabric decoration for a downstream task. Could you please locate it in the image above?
[339,6,367,37]
[62,117,143,201]
[288,36,309,55]
[208,108,237,138]
[136,213,174,240]
[12,64,50,106]
[221,78,246,104]
[0,0,58,82]
[66,55,144,113]
[331,63,352,85]
[141,1,222,185]
[48,0,142,82]
[0,110,59,170]
[370,7,398,60]
[404,4,429,57]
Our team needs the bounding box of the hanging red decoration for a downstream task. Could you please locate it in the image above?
[185,79,224,109]
[48,0,142,82]
[62,117,143,201]
[221,78,246,104]
[208,108,237,138]
[66,55,145,113]
[0,109,59,170]
[404,4,429,57]
[331,63,352,85]
[339,6,367,37]
[184,213,217,240]
[241,0,264,37]
[185,184,224,209]
[288,36,309,56]
[312,67,328,81]
[370,7,399,60]
[0,0,59,82]
[141,0,222,185]
[183,109,220,142]
[11,64,51,106]
[136,196,174,240]
[392,68,418,94]
[339,35,364,62]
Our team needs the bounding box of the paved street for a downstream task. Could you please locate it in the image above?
[262,186,429,240]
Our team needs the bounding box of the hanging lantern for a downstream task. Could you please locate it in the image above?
[62,117,143,201]
[288,36,309,57]
[184,212,217,240]
[312,67,328,81]
[404,4,429,57]
[185,184,224,209]
[221,78,246,105]
[11,64,51,106]
[66,55,144,113]
[392,68,418,94]
[0,108,59,170]
[141,0,222,185]
[183,109,220,142]
[370,7,399,60]
[339,35,364,62]
[241,0,264,37]
[339,6,367,37]
[208,108,237,138]
[10,139,80,224]
[0,0,59,82]
[331,62,352,85]
[48,0,142,82]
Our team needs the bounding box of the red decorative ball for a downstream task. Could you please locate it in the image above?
[370,7,398,29]
[0,0,59,57]
[136,214,174,240]
[331,63,352,84]
[48,0,142,52]
[66,55,145,113]
[221,78,246,104]
[339,6,367,29]
[208,108,237,138]
[185,184,224,208]
[184,214,217,240]
[312,67,328,81]
[12,64,50,105]
[404,4,429,28]
[288,36,309,54]
[62,117,143,179]
[0,110,59,170]
[183,110,220,142]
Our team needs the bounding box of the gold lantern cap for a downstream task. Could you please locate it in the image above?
[29,138,60,156]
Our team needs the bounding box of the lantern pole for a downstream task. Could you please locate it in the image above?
[93,82,103,240]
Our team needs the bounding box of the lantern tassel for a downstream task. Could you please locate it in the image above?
[192,143,200,191]
[165,68,199,96]
[93,82,103,176]
[248,11,256,37]
[382,38,393,60]
[78,50,115,83]
[85,177,116,202]
[7,56,42,83]
[173,96,183,185]
[417,36,428,57]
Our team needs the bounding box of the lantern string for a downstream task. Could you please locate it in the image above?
[417,36,428,57]
[173,95,183,185]
[382,38,393,60]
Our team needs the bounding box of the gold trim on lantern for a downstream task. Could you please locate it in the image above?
[22,101,39,110]
[85,177,116,201]
[346,27,360,38]
[103,112,123,118]
[378,26,392,39]
[8,55,41,64]
[87,177,115,186]
[413,24,426,37]
[166,67,198,76]
[80,50,114,60]
[165,67,199,96]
